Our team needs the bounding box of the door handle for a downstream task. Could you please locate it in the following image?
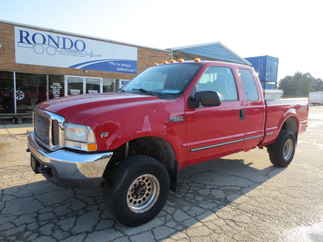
[239,109,245,120]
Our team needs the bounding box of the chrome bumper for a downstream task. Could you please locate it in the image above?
[27,132,113,187]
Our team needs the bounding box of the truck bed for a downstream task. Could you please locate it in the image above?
[262,98,309,146]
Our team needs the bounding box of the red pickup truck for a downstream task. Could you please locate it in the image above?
[27,59,308,226]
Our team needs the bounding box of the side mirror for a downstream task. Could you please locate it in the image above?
[189,91,221,108]
[198,91,221,107]
[188,95,199,108]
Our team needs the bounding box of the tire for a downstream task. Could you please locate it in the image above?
[104,155,170,227]
[267,129,297,167]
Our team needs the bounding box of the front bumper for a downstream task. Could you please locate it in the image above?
[27,132,113,187]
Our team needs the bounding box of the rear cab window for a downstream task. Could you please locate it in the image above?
[239,69,259,102]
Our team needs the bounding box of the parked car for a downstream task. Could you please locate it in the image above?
[27,59,308,226]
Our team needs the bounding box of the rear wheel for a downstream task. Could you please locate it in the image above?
[104,155,170,227]
[267,129,297,167]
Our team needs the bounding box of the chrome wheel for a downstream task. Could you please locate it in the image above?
[127,174,160,213]
[282,138,294,160]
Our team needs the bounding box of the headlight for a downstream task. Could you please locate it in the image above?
[64,123,97,151]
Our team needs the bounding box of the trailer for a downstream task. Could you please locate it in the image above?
[309,91,323,105]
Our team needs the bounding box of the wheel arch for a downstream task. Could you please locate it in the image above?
[280,116,299,136]
[104,136,179,191]
[275,115,299,144]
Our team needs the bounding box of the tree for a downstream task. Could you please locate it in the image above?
[310,78,323,92]
[279,72,323,97]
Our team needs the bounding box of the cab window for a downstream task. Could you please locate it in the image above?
[196,66,238,101]
[239,69,259,101]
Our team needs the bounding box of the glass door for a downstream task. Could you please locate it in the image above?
[0,71,15,113]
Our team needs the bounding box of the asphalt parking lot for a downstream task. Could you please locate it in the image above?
[0,106,323,242]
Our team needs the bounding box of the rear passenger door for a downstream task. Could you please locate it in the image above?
[238,69,265,150]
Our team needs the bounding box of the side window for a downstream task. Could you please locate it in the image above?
[196,66,238,101]
[239,69,259,101]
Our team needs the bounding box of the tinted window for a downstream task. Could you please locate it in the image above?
[123,63,201,95]
[196,66,238,101]
[239,69,259,101]
[0,72,14,113]
[16,72,47,113]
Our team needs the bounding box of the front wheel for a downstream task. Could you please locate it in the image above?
[267,129,297,167]
[104,155,170,227]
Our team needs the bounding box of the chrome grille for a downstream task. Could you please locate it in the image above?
[35,112,50,145]
[33,110,65,150]
[52,120,60,145]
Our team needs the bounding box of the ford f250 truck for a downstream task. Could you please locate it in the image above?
[27,59,308,226]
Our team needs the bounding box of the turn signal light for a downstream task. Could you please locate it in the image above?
[87,143,97,151]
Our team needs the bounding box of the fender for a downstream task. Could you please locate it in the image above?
[94,118,187,166]
[277,108,299,134]
[110,132,184,164]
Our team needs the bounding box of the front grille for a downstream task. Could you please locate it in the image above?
[52,120,60,145]
[35,112,50,145]
[34,110,64,149]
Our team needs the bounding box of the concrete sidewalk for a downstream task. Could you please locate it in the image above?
[0,123,33,135]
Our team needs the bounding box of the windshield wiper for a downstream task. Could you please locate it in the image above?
[132,88,157,96]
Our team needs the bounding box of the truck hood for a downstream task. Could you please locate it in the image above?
[38,93,160,124]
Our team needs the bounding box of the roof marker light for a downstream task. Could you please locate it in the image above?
[194,58,201,62]
[177,58,185,63]
[169,59,176,63]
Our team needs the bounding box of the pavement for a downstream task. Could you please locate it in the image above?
[0,106,323,242]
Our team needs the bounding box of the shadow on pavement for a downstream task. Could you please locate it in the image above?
[0,157,283,241]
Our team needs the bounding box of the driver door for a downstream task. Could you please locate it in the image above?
[184,66,246,165]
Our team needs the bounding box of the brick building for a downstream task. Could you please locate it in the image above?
[0,20,169,120]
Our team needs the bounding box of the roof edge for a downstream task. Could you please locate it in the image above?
[216,42,251,66]
[169,41,251,66]
[168,41,221,51]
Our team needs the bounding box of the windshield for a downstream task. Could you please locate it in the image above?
[122,63,201,97]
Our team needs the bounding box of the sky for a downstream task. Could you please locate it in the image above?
[1,0,322,80]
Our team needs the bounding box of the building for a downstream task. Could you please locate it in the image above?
[0,20,257,122]
[0,20,169,120]
[169,42,250,65]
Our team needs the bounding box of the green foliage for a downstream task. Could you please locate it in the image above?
[279,72,323,97]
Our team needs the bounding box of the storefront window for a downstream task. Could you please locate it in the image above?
[0,71,14,113]
[66,76,83,95]
[49,75,65,99]
[16,73,47,113]
[103,78,115,92]
[119,79,130,89]
[86,78,101,94]
[0,72,120,115]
